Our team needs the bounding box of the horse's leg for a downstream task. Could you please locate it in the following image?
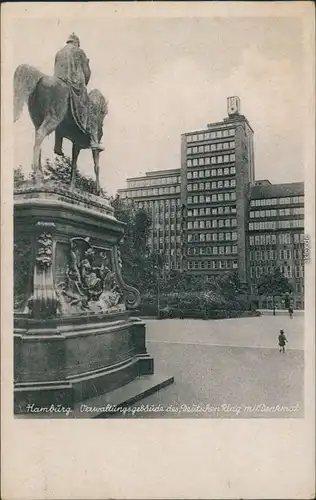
[33,116,61,182]
[54,130,64,157]
[92,149,100,194]
[70,143,80,190]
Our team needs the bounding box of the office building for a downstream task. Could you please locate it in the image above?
[118,97,305,307]
[118,169,182,271]
[248,180,305,309]
[181,96,254,282]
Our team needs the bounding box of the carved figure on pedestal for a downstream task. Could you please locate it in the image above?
[57,238,125,315]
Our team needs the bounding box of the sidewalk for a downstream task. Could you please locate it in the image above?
[258,309,304,316]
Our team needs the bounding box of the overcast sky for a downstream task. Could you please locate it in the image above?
[13,15,306,195]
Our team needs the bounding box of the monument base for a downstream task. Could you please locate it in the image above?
[14,315,171,415]
[14,183,174,416]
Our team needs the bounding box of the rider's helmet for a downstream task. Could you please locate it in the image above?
[67,33,80,47]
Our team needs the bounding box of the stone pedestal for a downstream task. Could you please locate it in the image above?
[14,182,172,416]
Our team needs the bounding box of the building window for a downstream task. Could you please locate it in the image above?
[279,233,291,245]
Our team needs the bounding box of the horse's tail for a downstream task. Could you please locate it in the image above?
[13,64,44,122]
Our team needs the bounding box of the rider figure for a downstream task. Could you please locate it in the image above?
[54,33,104,154]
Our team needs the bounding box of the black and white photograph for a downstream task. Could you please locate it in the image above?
[1,2,315,499]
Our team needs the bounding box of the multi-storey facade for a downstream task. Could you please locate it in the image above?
[181,96,255,282]
[118,169,183,271]
[248,180,305,309]
[117,97,305,307]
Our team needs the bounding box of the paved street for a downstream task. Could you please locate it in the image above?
[112,315,304,418]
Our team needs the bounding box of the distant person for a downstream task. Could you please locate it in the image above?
[288,306,294,319]
[278,329,288,353]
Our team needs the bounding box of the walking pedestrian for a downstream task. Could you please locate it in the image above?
[288,306,294,319]
[278,329,288,353]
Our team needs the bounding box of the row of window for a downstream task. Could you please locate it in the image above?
[152,212,181,221]
[127,176,180,188]
[187,129,235,143]
[250,207,304,218]
[250,265,304,279]
[153,212,181,221]
[152,243,181,252]
[150,248,181,256]
[188,218,237,229]
[121,185,181,198]
[190,231,238,242]
[249,233,304,246]
[250,249,304,261]
[187,154,235,167]
[187,167,236,179]
[249,219,304,231]
[188,179,236,191]
[151,236,182,244]
[136,199,181,209]
[151,223,182,231]
[187,142,235,155]
[188,232,238,243]
[250,196,304,207]
[187,245,238,256]
[188,192,236,205]
[187,206,236,217]
[280,249,298,260]
[187,260,238,270]
[169,261,181,269]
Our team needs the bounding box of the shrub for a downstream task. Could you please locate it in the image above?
[138,292,256,320]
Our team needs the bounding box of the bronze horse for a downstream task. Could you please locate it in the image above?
[13,64,108,193]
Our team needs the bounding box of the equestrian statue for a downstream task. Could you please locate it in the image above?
[13,33,108,193]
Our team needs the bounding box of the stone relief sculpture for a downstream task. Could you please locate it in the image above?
[56,237,125,315]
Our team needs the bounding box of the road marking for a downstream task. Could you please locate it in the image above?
[147,340,302,351]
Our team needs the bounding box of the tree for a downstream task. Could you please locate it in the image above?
[43,156,105,196]
[111,195,153,290]
[14,156,106,196]
[257,267,292,315]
